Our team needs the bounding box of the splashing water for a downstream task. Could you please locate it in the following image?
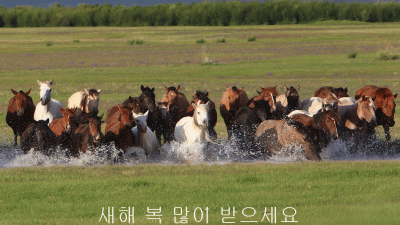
[1,134,400,168]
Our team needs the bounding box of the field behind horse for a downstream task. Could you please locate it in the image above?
[1,21,400,142]
[1,161,399,224]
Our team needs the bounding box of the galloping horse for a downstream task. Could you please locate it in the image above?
[255,106,340,161]
[21,119,56,155]
[276,85,301,119]
[34,79,64,124]
[187,90,218,139]
[132,111,159,157]
[174,102,212,145]
[71,114,104,156]
[49,107,77,149]
[68,88,102,115]
[247,86,278,111]
[104,105,135,151]
[6,89,36,146]
[301,92,339,115]
[220,86,249,135]
[355,85,397,141]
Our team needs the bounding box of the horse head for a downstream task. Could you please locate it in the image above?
[84,88,101,115]
[37,79,54,106]
[11,89,32,117]
[357,96,377,127]
[88,114,103,143]
[321,107,340,140]
[373,88,397,127]
[333,87,349,98]
[193,102,210,128]
[193,90,209,105]
[140,85,156,111]
[117,105,134,130]
[133,110,149,134]
[59,106,77,132]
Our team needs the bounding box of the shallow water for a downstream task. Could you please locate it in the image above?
[1,134,399,169]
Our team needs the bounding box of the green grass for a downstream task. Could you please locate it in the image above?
[196,38,206,44]
[247,36,256,42]
[348,51,358,58]
[0,161,399,224]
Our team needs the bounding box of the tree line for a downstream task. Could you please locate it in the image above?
[1,1,400,27]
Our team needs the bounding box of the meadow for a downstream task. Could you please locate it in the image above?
[1,21,400,224]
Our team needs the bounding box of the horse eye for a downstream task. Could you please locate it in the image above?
[197,112,200,114]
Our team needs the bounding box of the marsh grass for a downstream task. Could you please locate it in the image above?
[248,36,256,42]
[377,45,400,61]
[216,38,226,43]
[73,39,80,43]
[348,51,358,58]
[196,38,206,44]
[46,42,53,46]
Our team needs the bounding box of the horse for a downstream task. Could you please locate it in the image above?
[220,86,249,135]
[132,111,159,157]
[355,85,397,141]
[247,86,278,109]
[174,102,212,145]
[161,85,191,142]
[104,105,135,151]
[231,100,274,151]
[34,79,64,124]
[122,96,144,114]
[276,85,301,119]
[21,119,56,155]
[255,106,340,161]
[301,92,339,115]
[314,86,349,99]
[68,88,101,115]
[71,114,104,157]
[6,89,36,146]
[49,107,77,149]
[187,90,218,139]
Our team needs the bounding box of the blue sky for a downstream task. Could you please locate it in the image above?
[1,0,397,8]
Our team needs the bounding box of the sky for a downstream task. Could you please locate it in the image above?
[1,0,398,8]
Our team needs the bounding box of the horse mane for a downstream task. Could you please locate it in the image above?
[194,90,209,102]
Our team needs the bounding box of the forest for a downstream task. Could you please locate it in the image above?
[1,0,400,27]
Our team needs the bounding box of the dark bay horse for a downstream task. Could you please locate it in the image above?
[71,114,104,157]
[6,89,36,146]
[276,85,301,119]
[21,119,56,155]
[220,86,249,135]
[187,90,218,139]
[355,85,397,141]
[104,105,135,151]
[49,107,77,149]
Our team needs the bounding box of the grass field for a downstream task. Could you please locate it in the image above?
[1,21,400,224]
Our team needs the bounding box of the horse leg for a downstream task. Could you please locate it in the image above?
[14,133,18,146]
[384,125,391,142]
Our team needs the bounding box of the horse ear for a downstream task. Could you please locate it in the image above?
[164,86,169,92]
[84,88,89,95]
[206,92,209,96]
[37,80,42,86]
[71,107,77,114]
[394,93,398,99]
[25,89,31,95]
[11,89,18,95]
[296,85,300,92]
[151,87,154,92]
[141,85,145,92]
[97,89,102,94]
[117,104,123,111]
[284,85,288,92]
[238,87,244,91]
[49,79,54,85]
[344,87,348,93]
[226,86,230,91]
[132,111,138,118]
[144,110,149,118]
[192,102,197,109]
[361,95,366,101]
[45,118,50,125]
[58,106,65,113]
[257,90,262,95]
[99,113,104,120]
[177,85,180,91]
[193,93,197,99]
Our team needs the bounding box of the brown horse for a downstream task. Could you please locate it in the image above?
[160,85,191,141]
[6,89,36,146]
[71,114,104,156]
[104,105,135,151]
[276,85,301,119]
[355,85,397,141]
[21,119,56,155]
[248,86,278,109]
[255,107,340,161]
[220,86,249,135]
[122,96,144,114]
[315,86,349,99]
[49,107,77,149]
[187,90,218,139]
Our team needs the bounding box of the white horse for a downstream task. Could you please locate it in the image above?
[301,92,339,115]
[34,79,64,124]
[131,110,158,157]
[174,102,211,144]
[68,88,102,115]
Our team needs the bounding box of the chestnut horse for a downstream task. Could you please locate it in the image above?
[104,105,135,151]
[220,86,249,135]
[187,90,218,139]
[21,119,56,155]
[49,107,77,149]
[248,86,278,110]
[315,86,349,99]
[255,107,340,161]
[71,114,104,157]
[276,85,301,119]
[340,96,376,133]
[122,96,144,114]
[6,89,36,146]
[355,85,397,141]
[160,85,191,141]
